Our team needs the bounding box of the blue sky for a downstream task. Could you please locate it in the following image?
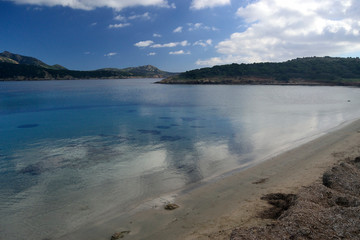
[1,0,359,72]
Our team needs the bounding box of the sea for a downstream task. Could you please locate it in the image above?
[1,78,360,239]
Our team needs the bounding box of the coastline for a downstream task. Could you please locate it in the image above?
[156,77,360,87]
[61,118,360,240]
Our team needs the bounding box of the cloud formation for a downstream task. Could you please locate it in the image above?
[9,0,171,11]
[134,40,189,48]
[190,0,230,10]
[134,40,154,47]
[197,0,360,66]
[194,39,212,47]
[128,12,151,21]
[188,22,218,31]
[169,50,191,55]
[152,40,189,48]
[108,23,131,29]
[173,26,183,33]
[104,52,117,57]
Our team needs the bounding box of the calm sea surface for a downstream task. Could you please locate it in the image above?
[1,79,360,239]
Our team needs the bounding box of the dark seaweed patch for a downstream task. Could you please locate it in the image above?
[99,134,129,140]
[156,126,171,129]
[19,162,45,175]
[160,136,183,142]
[176,164,196,173]
[260,193,297,219]
[159,117,172,120]
[17,124,39,129]
[138,129,161,135]
[181,117,197,122]
[190,125,204,129]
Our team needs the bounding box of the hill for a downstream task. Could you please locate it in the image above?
[0,51,174,80]
[0,51,67,70]
[158,57,360,86]
[96,65,172,78]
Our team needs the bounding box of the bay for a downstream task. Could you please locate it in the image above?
[1,79,360,239]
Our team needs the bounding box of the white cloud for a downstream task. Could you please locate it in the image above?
[197,0,360,66]
[194,39,212,47]
[104,52,117,57]
[169,50,191,55]
[190,0,230,10]
[114,15,126,21]
[173,26,183,33]
[151,40,189,48]
[114,12,151,22]
[134,40,154,47]
[128,12,151,21]
[153,33,162,37]
[135,40,189,48]
[188,22,218,31]
[9,0,171,11]
[108,23,131,28]
[148,52,157,56]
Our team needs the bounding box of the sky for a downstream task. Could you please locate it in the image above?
[1,0,360,72]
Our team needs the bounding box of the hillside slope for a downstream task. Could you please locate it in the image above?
[0,51,67,70]
[158,57,360,86]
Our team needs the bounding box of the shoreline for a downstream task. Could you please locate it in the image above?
[61,118,360,240]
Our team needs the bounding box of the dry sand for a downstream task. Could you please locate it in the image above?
[63,119,360,240]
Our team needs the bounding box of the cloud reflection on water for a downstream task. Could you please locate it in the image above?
[1,80,360,240]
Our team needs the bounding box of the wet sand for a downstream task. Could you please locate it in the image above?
[62,119,360,240]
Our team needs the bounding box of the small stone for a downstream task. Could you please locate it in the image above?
[164,203,179,210]
[111,233,122,240]
[252,178,268,184]
[299,227,311,236]
[111,231,130,240]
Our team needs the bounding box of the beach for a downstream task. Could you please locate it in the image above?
[61,118,360,240]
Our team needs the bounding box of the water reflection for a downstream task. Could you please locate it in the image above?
[1,80,360,240]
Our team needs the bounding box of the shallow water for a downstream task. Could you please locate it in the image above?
[1,79,360,239]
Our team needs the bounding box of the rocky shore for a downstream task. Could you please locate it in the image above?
[230,156,360,239]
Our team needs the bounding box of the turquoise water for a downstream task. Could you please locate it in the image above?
[1,79,360,239]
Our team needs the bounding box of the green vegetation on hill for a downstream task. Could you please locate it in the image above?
[159,57,360,86]
[0,51,174,80]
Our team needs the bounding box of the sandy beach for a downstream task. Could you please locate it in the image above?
[62,119,360,240]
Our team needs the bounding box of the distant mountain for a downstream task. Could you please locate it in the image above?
[0,51,175,80]
[0,51,67,70]
[158,57,360,86]
[96,65,174,78]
